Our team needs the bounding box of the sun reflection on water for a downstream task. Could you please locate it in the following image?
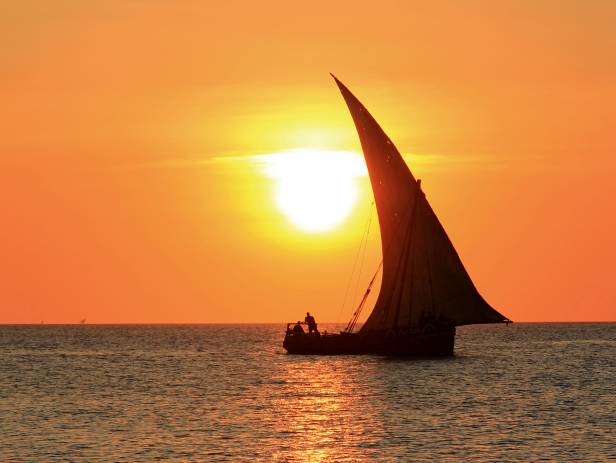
[269,356,382,462]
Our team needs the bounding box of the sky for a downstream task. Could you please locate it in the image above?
[1,0,615,323]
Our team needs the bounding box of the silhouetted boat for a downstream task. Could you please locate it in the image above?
[283,75,511,356]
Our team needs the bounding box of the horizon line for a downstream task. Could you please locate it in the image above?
[2,321,614,326]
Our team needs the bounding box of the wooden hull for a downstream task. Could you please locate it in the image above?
[283,328,455,356]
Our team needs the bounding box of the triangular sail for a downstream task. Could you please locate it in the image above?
[333,76,508,331]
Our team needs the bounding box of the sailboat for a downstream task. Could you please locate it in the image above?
[283,75,511,356]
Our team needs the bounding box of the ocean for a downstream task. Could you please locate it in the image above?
[1,323,614,462]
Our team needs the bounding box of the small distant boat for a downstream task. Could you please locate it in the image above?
[283,76,511,356]
[80,319,86,324]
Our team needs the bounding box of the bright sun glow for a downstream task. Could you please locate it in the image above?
[259,149,367,232]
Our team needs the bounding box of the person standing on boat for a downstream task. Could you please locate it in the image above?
[305,312,319,335]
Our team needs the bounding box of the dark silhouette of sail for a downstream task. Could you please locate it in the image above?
[332,75,508,331]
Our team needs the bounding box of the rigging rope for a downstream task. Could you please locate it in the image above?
[336,202,374,326]
[345,259,383,333]
[351,206,373,321]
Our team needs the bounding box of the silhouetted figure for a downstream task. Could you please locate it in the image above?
[292,322,304,335]
[305,312,319,335]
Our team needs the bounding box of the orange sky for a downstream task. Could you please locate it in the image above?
[1,1,615,323]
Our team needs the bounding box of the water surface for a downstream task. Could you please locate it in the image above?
[1,323,614,462]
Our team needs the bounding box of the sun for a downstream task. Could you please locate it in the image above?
[260,149,366,232]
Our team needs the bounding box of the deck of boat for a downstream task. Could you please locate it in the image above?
[283,327,455,356]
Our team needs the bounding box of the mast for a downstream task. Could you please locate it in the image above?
[332,75,509,331]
